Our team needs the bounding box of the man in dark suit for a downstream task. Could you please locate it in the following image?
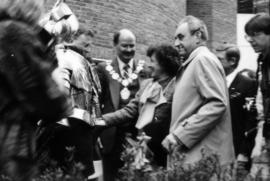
[96,29,146,181]
[215,43,258,171]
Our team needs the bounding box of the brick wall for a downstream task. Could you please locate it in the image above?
[187,0,237,49]
[45,0,186,60]
[255,0,270,13]
[238,0,254,13]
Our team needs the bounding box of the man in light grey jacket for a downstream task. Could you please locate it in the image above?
[162,15,234,166]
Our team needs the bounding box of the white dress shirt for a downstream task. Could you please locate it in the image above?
[117,57,134,77]
[226,69,238,88]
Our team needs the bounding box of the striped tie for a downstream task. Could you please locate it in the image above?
[123,64,130,79]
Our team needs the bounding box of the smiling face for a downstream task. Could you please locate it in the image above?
[115,30,136,64]
[174,22,198,59]
[147,53,165,80]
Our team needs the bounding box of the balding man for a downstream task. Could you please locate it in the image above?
[162,16,234,166]
[96,29,145,181]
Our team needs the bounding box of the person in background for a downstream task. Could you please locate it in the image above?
[215,43,258,171]
[245,13,270,146]
[96,29,146,181]
[97,44,180,167]
[244,13,270,178]
[162,15,234,167]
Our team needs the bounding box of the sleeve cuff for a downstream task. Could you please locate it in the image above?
[172,133,187,149]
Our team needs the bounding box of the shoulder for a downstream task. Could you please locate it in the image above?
[197,48,220,66]
[56,46,85,69]
[236,69,257,88]
[96,59,115,72]
[193,48,224,74]
[238,69,256,81]
[96,61,107,69]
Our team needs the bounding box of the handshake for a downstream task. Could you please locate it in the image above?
[94,118,107,126]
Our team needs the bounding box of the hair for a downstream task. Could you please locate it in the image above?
[113,31,121,45]
[0,20,55,87]
[0,0,45,26]
[215,43,240,68]
[113,29,135,46]
[178,15,209,41]
[245,13,270,36]
[73,25,94,40]
[146,44,181,76]
[66,25,94,61]
[0,0,53,52]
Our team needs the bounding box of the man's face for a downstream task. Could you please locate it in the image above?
[147,53,164,80]
[174,22,198,59]
[115,33,136,63]
[75,34,92,50]
[73,34,92,59]
[245,32,270,54]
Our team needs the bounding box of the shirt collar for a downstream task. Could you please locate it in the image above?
[117,57,134,71]
[182,46,206,67]
[226,68,238,87]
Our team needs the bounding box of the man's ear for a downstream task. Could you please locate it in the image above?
[194,30,202,44]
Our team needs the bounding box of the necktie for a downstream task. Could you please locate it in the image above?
[123,64,130,79]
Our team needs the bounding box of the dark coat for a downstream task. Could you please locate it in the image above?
[96,58,141,154]
[259,53,270,139]
[96,58,147,181]
[229,70,258,158]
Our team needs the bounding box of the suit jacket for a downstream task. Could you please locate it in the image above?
[229,70,257,158]
[258,53,270,139]
[103,77,175,166]
[170,46,234,165]
[96,58,141,154]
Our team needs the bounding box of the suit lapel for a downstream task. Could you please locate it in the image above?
[229,73,245,101]
[133,59,138,71]
[109,58,121,110]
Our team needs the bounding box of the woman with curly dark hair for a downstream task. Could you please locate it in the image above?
[97,44,181,167]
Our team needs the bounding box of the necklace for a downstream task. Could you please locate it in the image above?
[105,59,145,100]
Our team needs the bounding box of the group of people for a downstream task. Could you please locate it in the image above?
[0,0,270,180]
